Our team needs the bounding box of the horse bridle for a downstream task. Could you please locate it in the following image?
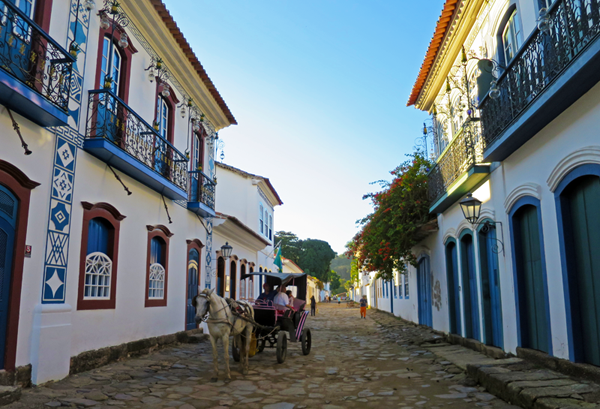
[195,293,231,323]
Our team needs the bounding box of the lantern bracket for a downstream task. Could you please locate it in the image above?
[472,219,505,256]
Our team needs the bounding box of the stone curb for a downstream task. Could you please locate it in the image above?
[69,328,205,375]
[467,360,600,408]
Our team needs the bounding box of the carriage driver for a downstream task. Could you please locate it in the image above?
[257,283,276,302]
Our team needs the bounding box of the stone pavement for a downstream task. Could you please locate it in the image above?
[6,304,521,409]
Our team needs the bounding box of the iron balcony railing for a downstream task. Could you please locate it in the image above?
[189,170,216,210]
[480,0,600,147]
[428,120,484,204]
[85,89,188,191]
[0,0,74,112]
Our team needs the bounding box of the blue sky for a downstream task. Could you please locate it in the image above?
[164,0,445,254]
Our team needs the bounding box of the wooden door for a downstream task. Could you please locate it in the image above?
[417,256,432,327]
[562,175,600,365]
[229,261,237,299]
[217,257,225,297]
[514,205,549,353]
[461,234,480,340]
[446,241,461,335]
[479,227,503,348]
[0,186,17,369]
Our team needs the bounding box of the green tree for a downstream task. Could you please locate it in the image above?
[330,254,352,280]
[275,231,301,264]
[298,239,336,282]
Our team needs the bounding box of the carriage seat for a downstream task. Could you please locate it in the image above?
[292,298,306,311]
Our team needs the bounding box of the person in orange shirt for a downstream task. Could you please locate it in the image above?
[359,295,368,319]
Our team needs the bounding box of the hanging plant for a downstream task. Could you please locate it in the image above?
[347,152,434,281]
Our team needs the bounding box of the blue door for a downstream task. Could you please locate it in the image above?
[186,248,199,330]
[417,256,432,327]
[479,227,503,348]
[560,175,600,365]
[460,233,480,341]
[513,205,550,353]
[0,186,17,369]
[446,241,461,335]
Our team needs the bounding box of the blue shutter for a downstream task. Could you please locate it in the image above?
[151,237,163,265]
[87,218,110,255]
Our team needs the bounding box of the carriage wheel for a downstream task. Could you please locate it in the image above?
[276,332,287,364]
[301,328,312,355]
[257,338,266,353]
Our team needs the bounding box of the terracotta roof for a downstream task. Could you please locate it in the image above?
[215,212,271,246]
[149,0,237,125]
[282,257,304,273]
[407,0,460,107]
[216,162,283,205]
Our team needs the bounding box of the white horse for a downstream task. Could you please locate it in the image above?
[192,288,254,381]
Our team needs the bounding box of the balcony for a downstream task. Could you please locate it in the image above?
[188,170,216,217]
[428,120,490,214]
[0,0,74,127]
[480,0,600,161]
[84,89,188,200]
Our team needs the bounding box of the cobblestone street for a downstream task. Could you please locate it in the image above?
[7,304,519,409]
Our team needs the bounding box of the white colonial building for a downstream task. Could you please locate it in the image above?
[367,0,600,370]
[0,0,252,386]
[211,162,282,302]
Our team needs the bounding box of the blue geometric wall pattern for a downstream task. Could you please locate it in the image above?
[42,132,78,303]
[40,0,92,304]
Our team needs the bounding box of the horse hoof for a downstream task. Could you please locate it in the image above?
[210,377,218,383]
[224,378,231,384]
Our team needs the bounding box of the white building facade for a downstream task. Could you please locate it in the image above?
[0,0,239,385]
[211,162,282,302]
[367,0,600,369]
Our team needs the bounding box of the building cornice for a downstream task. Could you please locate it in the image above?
[121,0,236,129]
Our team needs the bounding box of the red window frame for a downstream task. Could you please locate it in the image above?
[145,225,172,307]
[94,21,137,103]
[153,81,179,144]
[77,202,125,311]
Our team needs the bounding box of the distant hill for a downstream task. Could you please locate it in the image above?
[330,255,352,280]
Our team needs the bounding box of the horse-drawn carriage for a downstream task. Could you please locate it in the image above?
[192,271,312,380]
[233,271,312,364]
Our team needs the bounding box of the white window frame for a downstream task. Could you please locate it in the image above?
[84,252,112,300]
[157,96,169,140]
[502,10,522,64]
[259,204,264,234]
[148,263,166,299]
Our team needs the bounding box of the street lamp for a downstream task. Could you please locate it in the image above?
[459,193,505,255]
[459,193,482,224]
[221,242,233,260]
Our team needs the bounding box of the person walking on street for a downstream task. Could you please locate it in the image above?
[360,295,368,319]
[310,295,316,316]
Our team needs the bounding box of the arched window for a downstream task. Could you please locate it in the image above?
[84,217,113,300]
[77,202,125,311]
[156,96,169,141]
[149,237,166,300]
[145,225,171,307]
[217,257,225,297]
[100,36,122,95]
[501,9,523,64]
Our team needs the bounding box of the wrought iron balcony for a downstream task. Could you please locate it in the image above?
[188,170,216,217]
[84,89,189,200]
[480,0,600,161]
[0,0,74,126]
[428,120,490,214]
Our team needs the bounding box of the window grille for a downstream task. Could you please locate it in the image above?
[148,263,165,299]
[84,252,112,299]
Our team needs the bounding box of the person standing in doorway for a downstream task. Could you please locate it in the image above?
[310,295,316,316]
[360,295,368,319]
